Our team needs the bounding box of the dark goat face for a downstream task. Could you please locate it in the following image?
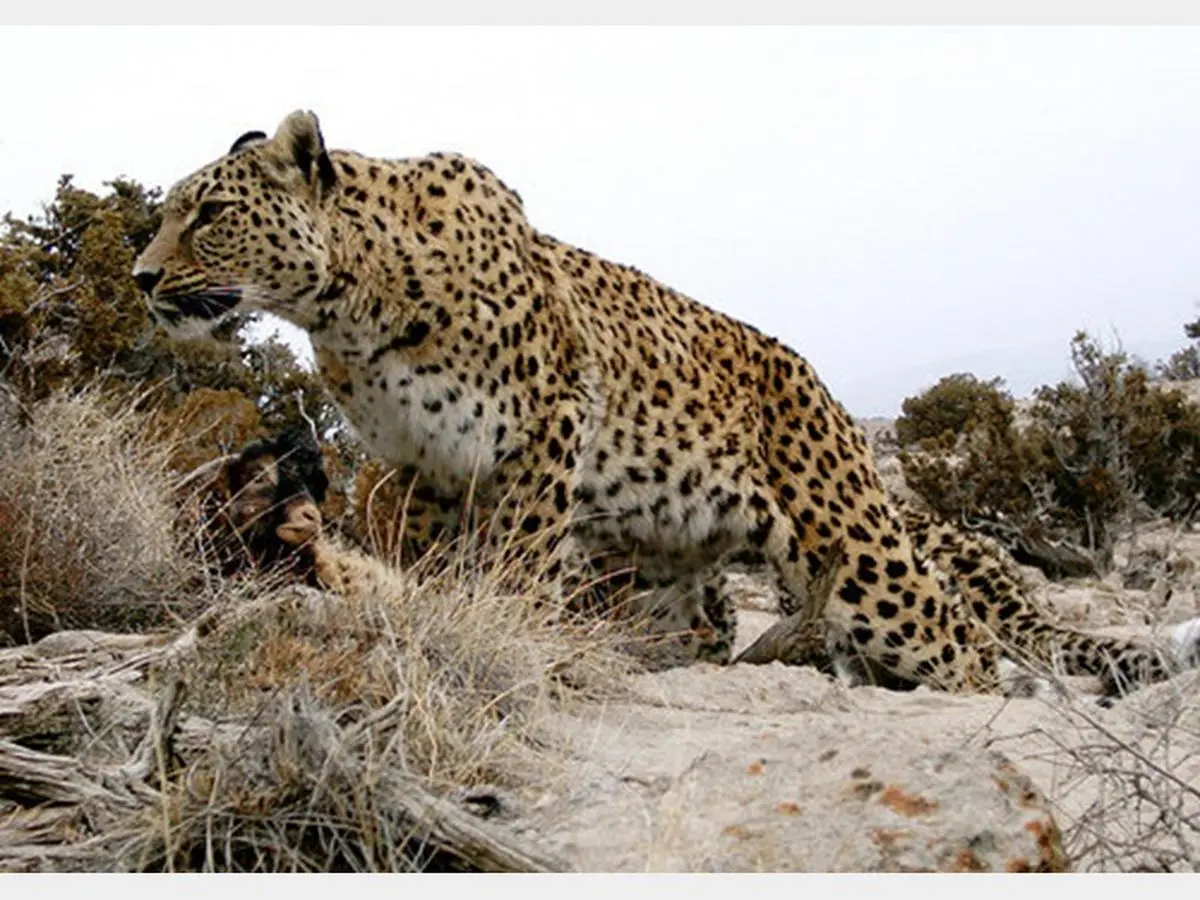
[224,426,330,568]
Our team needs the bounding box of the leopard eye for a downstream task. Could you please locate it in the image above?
[194,200,232,228]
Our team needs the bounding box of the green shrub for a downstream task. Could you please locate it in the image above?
[894,373,1013,449]
[900,332,1200,574]
[1156,315,1200,381]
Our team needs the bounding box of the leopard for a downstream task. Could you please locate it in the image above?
[133,109,1200,693]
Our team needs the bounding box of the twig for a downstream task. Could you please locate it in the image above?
[294,389,319,446]
[172,453,238,493]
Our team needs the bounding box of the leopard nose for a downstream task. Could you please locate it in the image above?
[134,269,163,295]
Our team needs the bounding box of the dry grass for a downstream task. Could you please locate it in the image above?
[186,533,630,786]
[0,383,205,644]
[986,671,1200,872]
[0,379,635,871]
[147,544,628,871]
[1055,678,1200,871]
[0,523,632,872]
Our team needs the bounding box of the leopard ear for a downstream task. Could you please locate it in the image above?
[229,130,268,154]
[268,109,337,197]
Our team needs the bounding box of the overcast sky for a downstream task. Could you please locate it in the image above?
[2,26,1198,416]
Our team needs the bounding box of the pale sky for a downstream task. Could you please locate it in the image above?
[3,26,1199,416]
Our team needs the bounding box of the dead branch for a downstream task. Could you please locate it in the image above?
[0,613,569,873]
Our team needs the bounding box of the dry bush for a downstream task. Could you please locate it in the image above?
[1002,673,1200,872]
[0,384,205,644]
[156,387,262,476]
[0,529,631,872]
[900,333,1200,577]
[979,579,1200,871]
[1060,690,1200,871]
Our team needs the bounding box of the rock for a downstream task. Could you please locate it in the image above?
[521,665,1069,872]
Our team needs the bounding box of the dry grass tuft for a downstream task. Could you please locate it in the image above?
[0,383,204,644]
[185,536,631,789]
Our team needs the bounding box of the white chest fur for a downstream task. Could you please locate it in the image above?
[316,345,503,492]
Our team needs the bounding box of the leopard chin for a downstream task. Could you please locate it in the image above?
[150,289,244,339]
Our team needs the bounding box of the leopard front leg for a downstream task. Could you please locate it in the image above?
[574,555,735,668]
[478,418,590,616]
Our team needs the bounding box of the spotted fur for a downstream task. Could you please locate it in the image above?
[135,110,1195,692]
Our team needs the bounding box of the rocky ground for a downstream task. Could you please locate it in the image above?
[502,542,1200,872]
[502,422,1200,872]
[3,409,1200,873]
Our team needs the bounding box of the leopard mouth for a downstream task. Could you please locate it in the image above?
[151,288,243,328]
